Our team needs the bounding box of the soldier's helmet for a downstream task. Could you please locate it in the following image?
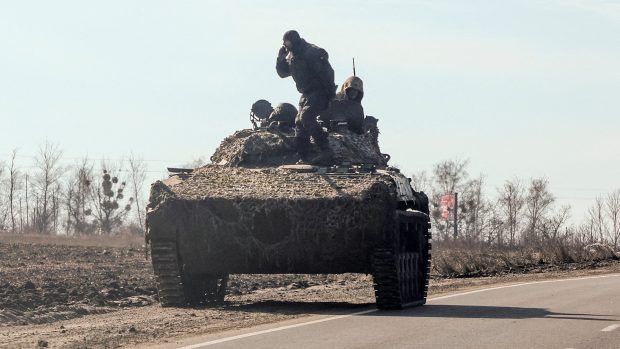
[339,76,364,102]
[269,102,298,126]
[250,99,274,128]
[251,99,274,120]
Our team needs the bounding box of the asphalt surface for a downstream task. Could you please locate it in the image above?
[175,274,620,349]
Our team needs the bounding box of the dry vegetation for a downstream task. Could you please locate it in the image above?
[411,158,620,279]
[432,241,619,278]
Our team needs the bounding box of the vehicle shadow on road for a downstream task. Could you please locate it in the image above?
[212,300,375,316]
[366,304,618,322]
[192,302,617,322]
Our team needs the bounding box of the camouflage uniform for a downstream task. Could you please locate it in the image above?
[276,30,336,159]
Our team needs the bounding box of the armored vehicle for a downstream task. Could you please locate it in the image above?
[146,114,431,310]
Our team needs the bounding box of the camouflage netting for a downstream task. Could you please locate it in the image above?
[210,129,386,167]
[146,166,399,273]
[210,129,296,167]
[150,165,396,202]
[147,127,400,274]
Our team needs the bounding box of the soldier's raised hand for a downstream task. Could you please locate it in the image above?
[278,46,288,59]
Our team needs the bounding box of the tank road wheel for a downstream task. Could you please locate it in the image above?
[150,241,186,306]
[372,211,431,310]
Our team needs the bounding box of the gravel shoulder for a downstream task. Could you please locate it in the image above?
[2,234,619,349]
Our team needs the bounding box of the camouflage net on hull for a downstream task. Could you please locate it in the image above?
[209,129,386,167]
[147,166,399,274]
[152,165,395,201]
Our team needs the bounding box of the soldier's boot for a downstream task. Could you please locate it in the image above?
[294,130,312,164]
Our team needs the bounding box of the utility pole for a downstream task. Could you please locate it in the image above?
[453,192,458,239]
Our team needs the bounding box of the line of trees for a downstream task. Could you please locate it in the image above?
[412,159,620,250]
[0,142,147,235]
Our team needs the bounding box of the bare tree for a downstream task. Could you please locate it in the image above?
[432,159,469,195]
[7,149,20,233]
[0,161,6,230]
[588,196,608,243]
[543,205,571,240]
[576,218,595,245]
[410,170,431,192]
[128,153,147,233]
[24,174,29,232]
[33,141,64,234]
[484,206,505,245]
[497,178,525,246]
[605,190,620,249]
[19,197,23,233]
[431,158,470,240]
[524,178,554,243]
[52,184,61,234]
[90,167,133,234]
[65,157,95,235]
[459,175,488,243]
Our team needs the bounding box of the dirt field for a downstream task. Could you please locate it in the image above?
[1,234,619,349]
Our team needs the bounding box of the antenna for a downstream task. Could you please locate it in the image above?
[352,57,356,76]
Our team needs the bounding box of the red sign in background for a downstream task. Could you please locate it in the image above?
[440,194,454,220]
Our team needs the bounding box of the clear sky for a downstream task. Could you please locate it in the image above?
[1,0,619,222]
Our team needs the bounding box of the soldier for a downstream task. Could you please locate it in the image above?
[334,76,365,134]
[320,76,365,134]
[336,75,364,102]
[276,30,336,162]
[266,102,297,130]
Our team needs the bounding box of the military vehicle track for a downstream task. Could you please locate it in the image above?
[151,241,229,305]
[372,211,431,310]
[150,241,185,306]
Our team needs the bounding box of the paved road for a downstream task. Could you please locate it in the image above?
[178,274,620,349]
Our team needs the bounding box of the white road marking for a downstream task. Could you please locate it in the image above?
[601,324,620,332]
[428,273,620,302]
[177,309,376,349]
[177,273,620,349]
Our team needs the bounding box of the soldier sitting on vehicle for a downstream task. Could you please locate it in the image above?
[336,75,364,102]
[250,100,297,132]
[265,102,297,131]
[320,76,365,134]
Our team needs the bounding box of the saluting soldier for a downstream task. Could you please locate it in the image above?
[276,30,336,162]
